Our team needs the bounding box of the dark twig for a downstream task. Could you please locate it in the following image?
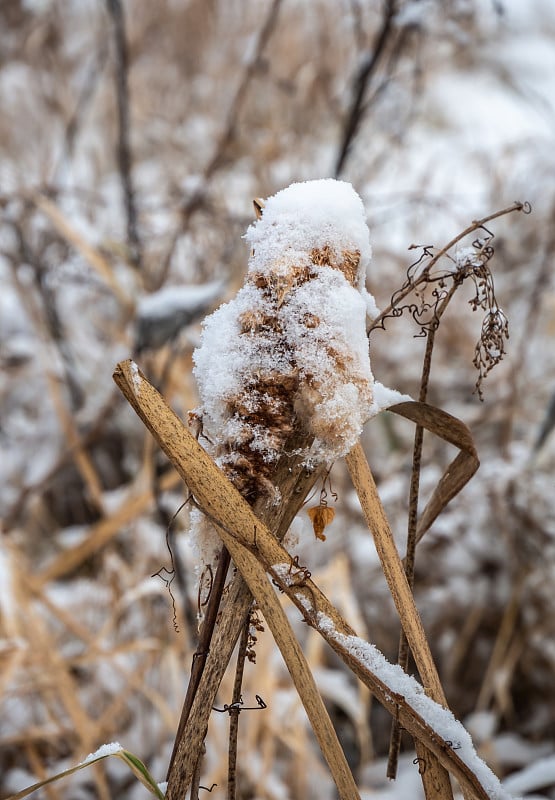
[3,386,121,531]
[370,202,530,334]
[167,546,232,772]
[157,0,283,287]
[335,0,397,177]
[151,497,195,635]
[227,621,250,800]
[203,0,283,183]
[387,283,463,779]
[387,316,437,778]
[106,0,142,271]
[53,37,110,182]
[9,220,84,411]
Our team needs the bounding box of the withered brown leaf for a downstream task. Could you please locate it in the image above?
[307,505,335,540]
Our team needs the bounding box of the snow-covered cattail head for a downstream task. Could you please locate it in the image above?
[193,179,378,504]
[244,179,372,293]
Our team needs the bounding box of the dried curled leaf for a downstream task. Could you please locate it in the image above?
[307,505,335,540]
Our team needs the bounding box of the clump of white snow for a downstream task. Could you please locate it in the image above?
[135,280,225,352]
[244,179,372,292]
[503,754,555,795]
[130,360,142,395]
[80,742,123,764]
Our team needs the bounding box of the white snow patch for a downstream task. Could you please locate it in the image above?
[372,381,412,413]
[270,562,300,588]
[465,710,497,744]
[130,360,142,395]
[186,507,222,580]
[136,281,224,321]
[362,286,380,320]
[456,245,485,269]
[244,178,372,292]
[0,545,16,623]
[80,742,123,764]
[394,0,436,29]
[316,612,514,800]
[503,755,555,795]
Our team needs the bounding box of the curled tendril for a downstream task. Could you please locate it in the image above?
[412,756,427,774]
[372,221,510,399]
[213,694,267,713]
[376,246,456,337]
[518,200,532,214]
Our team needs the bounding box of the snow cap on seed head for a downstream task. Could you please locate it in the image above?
[244,179,372,292]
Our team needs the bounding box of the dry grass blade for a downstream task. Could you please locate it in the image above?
[351,405,477,795]
[346,442,446,705]
[389,401,480,542]
[386,399,479,784]
[29,192,132,309]
[33,470,180,586]
[42,368,106,516]
[4,747,165,800]
[345,442,453,800]
[165,430,323,795]
[113,359,502,800]
[210,529,362,800]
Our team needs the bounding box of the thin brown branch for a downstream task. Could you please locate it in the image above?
[167,546,231,772]
[28,192,133,311]
[227,621,250,800]
[204,0,283,182]
[335,0,398,177]
[53,37,110,182]
[387,287,456,779]
[370,201,530,333]
[106,0,142,271]
[157,0,283,287]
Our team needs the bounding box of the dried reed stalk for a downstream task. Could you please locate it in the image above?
[346,442,452,799]
[114,363,355,799]
[114,359,494,800]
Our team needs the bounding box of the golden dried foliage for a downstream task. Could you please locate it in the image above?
[307,504,336,540]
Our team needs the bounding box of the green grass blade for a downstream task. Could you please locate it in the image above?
[4,744,165,800]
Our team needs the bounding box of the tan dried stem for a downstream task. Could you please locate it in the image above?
[114,359,493,800]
